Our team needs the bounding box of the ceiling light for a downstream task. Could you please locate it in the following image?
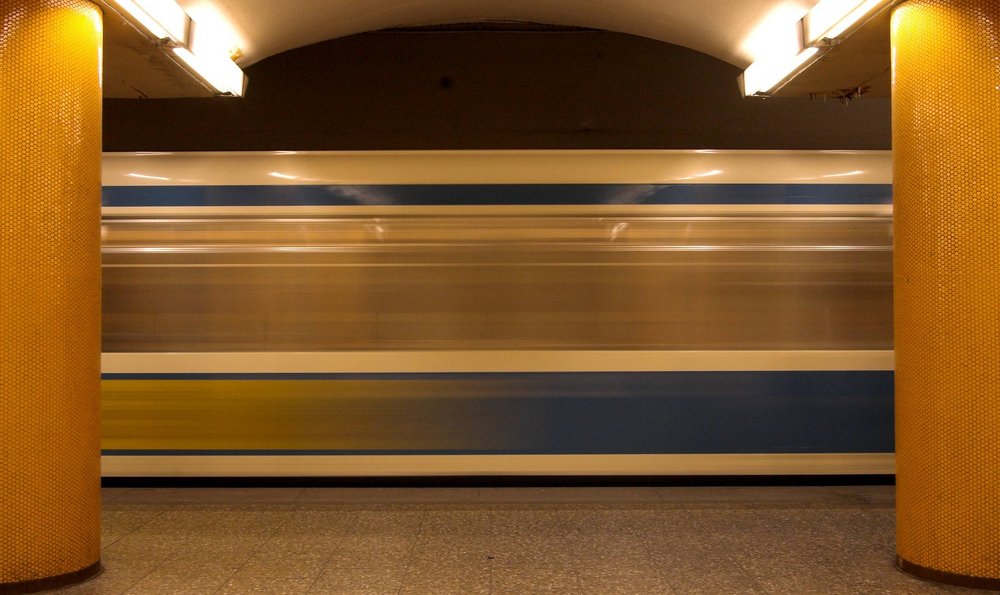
[740,4,808,59]
[804,0,888,45]
[107,0,247,96]
[739,0,891,96]
[172,47,246,96]
[181,3,246,63]
[741,45,819,96]
[738,4,814,96]
[109,0,189,44]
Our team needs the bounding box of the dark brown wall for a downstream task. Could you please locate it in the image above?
[103,30,890,151]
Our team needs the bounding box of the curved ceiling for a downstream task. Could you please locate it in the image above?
[177,0,814,68]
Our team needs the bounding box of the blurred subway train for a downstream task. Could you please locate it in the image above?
[100,150,894,477]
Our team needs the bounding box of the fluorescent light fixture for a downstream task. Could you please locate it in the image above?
[740,0,890,96]
[172,47,246,96]
[740,4,808,62]
[108,0,247,96]
[175,19,247,95]
[111,0,189,44]
[804,0,887,44]
[739,5,815,96]
[181,3,245,62]
[741,43,819,96]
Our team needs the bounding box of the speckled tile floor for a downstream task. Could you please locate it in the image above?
[51,485,989,594]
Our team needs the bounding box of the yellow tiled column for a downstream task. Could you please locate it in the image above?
[0,1,102,592]
[892,0,1000,589]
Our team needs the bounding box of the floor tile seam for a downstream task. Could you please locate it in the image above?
[103,504,176,555]
[727,548,794,594]
[129,504,173,531]
[651,485,675,502]
[550,507,610,595]
[101,522,141,552]
[205,557,267,595]
[291,487,337,503]
[206,514,291,595]
[101,488,133,503]
[636,507,771,594]
[114,550,178,595]
[394,511,430,595]
[301,506,364,593]
[100,532,128,552]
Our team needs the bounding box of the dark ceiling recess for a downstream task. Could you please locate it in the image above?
[386,21,601,32]
[103,27,890,152]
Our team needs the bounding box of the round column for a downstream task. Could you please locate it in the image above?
[892,0,1000,588]
[0,1,103,592]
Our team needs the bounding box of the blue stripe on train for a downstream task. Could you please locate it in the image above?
[102,370,894,455]
[101,183,893,207]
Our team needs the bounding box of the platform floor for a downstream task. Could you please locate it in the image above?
[56,485,983,594]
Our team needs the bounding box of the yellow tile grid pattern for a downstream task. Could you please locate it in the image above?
[0,0,102,587]
[892,0,1000,583]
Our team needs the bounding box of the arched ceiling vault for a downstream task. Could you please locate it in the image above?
[101,0,891,99]
[177,0,812,68]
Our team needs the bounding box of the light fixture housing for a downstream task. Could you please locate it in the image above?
[804,0,887,45]
[109,0,189,44]
[104,0,247,96]
[172,47,247,96]
[740,0,893,97]
[739,16,819,98]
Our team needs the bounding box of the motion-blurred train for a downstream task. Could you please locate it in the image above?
[100,150,893,477]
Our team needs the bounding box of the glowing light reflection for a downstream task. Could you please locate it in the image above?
[676,169,724,181]
[127,172,171,181]
[822,170,865,178]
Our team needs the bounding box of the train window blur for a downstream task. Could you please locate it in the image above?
[101,210,891,351]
